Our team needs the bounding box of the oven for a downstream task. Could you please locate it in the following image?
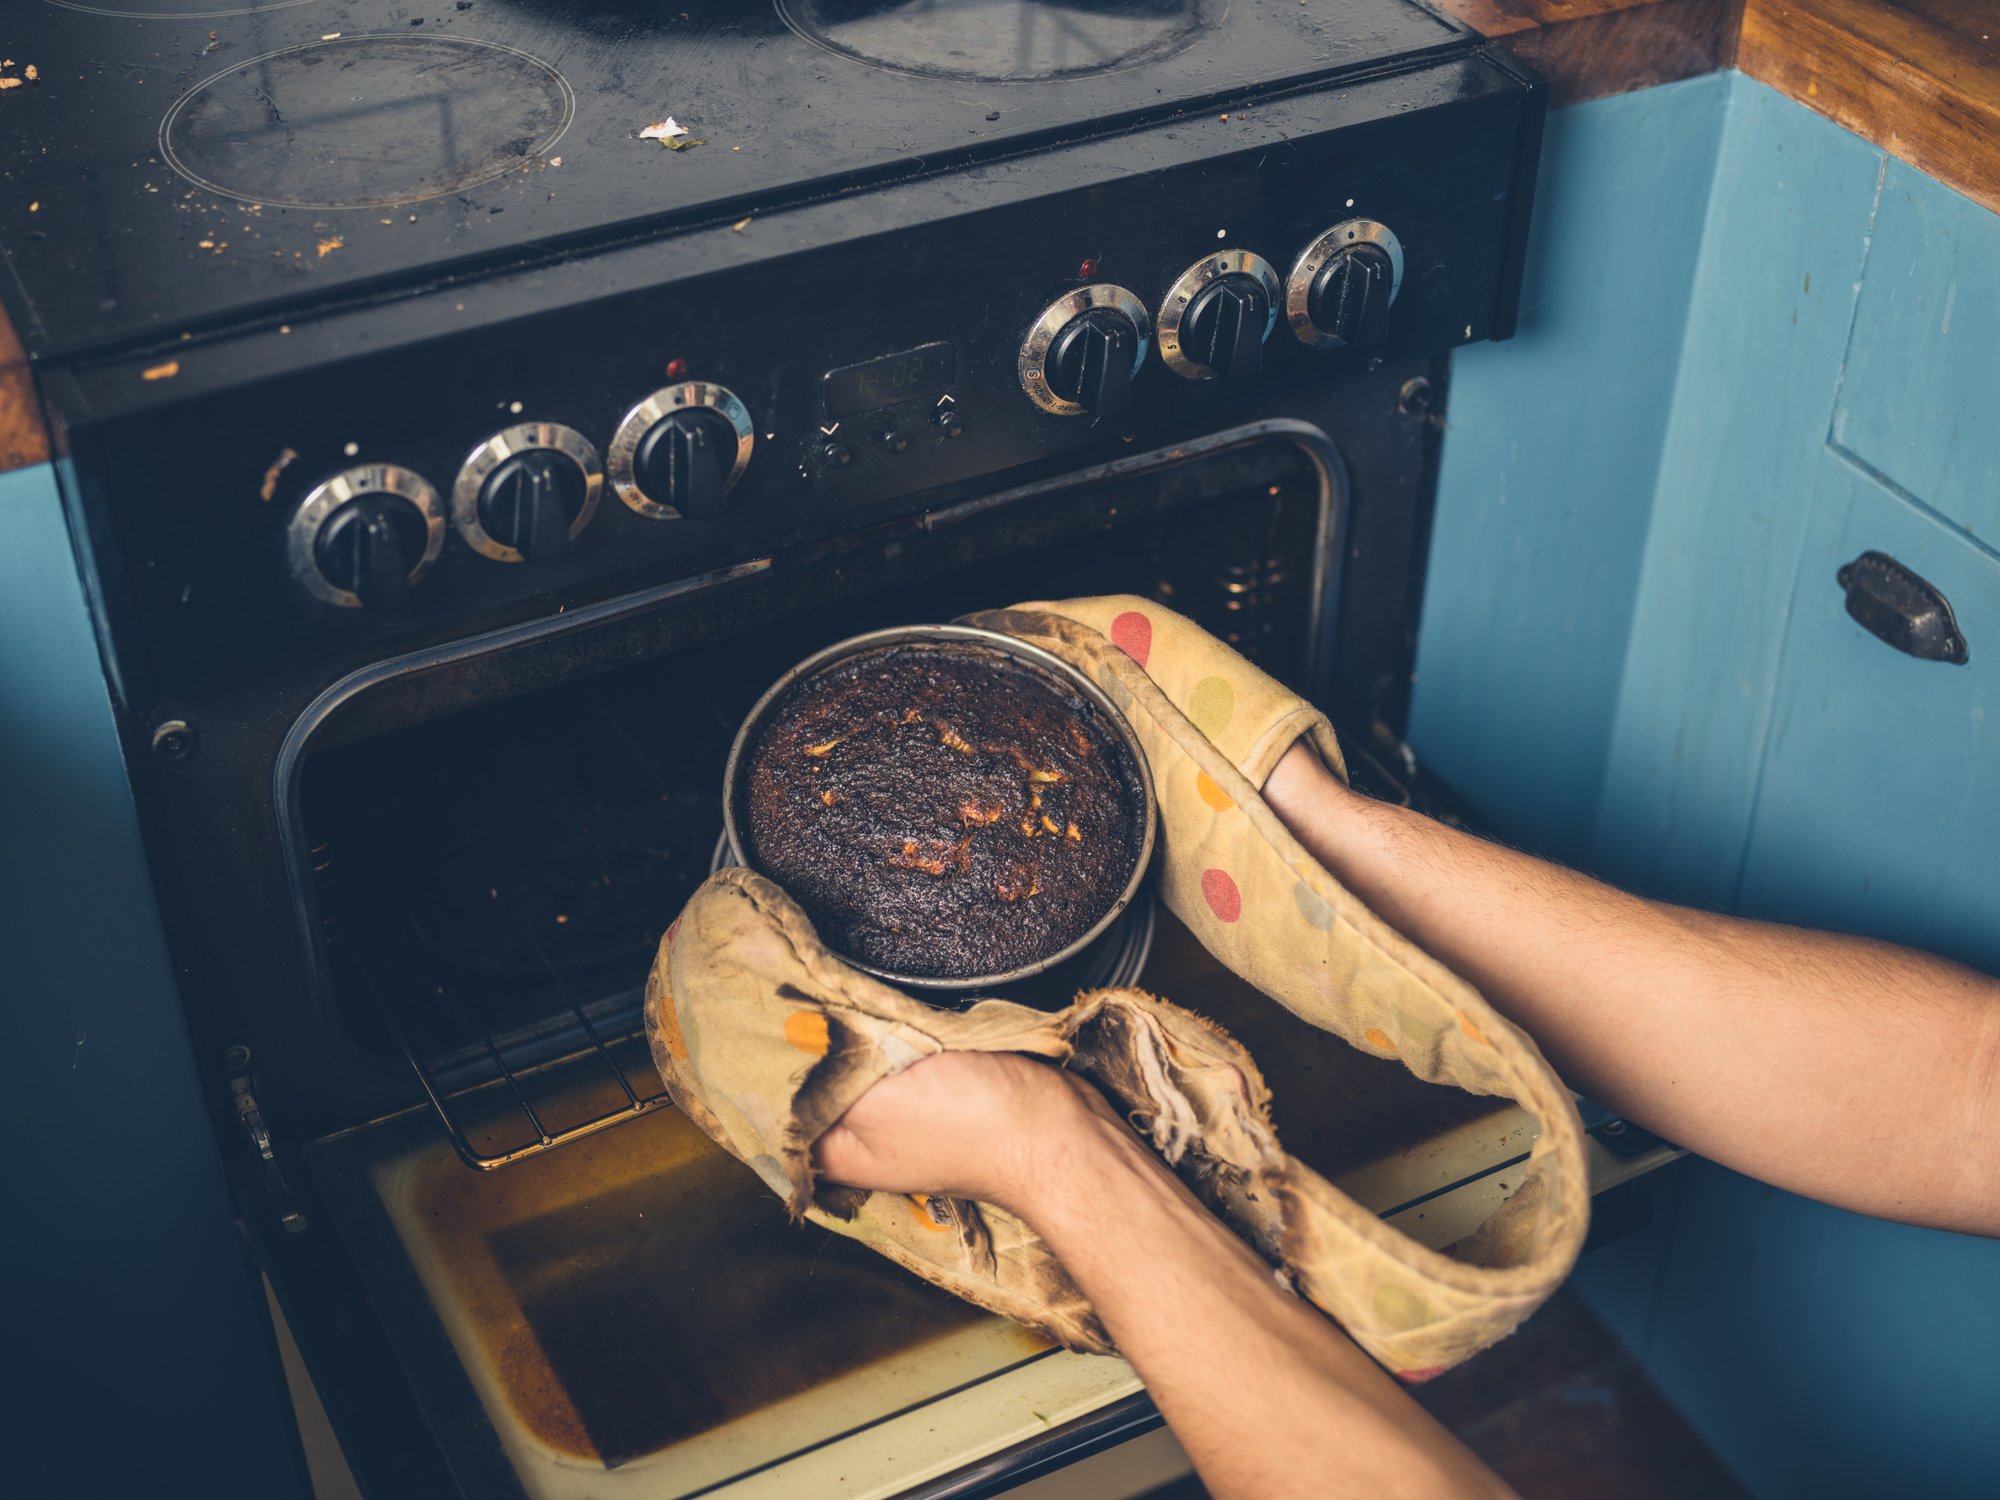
[3,1,1670,1494]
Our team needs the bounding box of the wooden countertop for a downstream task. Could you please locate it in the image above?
[1737,1,2000,217]
[1431,0,1744,107]
[0,1,1994,475]
[1436,0,2000,218]
[0,307,49,474]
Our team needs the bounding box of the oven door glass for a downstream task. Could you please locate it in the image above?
[295,428,1542,1499]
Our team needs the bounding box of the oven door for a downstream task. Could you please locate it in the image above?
[253,402,1665,1500]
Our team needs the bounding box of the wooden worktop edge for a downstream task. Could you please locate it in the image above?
[0,302,50,474]
[1738,1,2000,219]
[1432,0,1742,107]
[1438,0,2000,216]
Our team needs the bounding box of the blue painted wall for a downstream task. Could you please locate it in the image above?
[0,463,308,1498]
[1416,74,2000,1499]
[1412,72,1731,865]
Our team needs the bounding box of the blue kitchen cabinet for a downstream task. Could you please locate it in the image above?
[1831,160,2000,554]
[1735,455,1998,974]
[1420,70,2000,1500]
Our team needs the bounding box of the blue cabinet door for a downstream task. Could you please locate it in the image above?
[1735,455,1999,975]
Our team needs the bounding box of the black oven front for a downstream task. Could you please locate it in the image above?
[42,46,1545,1499]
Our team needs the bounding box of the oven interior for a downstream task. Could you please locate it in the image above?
[294,436,1516,1500]
[300,442,1326,1165]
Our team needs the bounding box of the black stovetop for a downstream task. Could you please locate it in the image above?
[0,0,1467,360]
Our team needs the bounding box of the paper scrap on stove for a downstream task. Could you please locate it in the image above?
[640,117,705,151]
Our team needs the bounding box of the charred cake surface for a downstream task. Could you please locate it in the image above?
[742,643,1145,979]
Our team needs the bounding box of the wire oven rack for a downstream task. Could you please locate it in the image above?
[324,671,733,1171]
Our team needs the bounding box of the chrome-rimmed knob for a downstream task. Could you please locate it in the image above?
[1158,249,1281,380]
[608,382,755,520]
[1286,219,1405,349]
[1018,284,1151,417]
[288,463,445,609]
[452,422,602,564]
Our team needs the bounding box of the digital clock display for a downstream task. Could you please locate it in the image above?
[822,342,957,420]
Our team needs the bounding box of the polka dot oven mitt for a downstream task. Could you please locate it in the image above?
[965,597,1591,1377]
[647,866,1325,1359]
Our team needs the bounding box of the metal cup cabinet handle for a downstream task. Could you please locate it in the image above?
[1836,550,1969,665]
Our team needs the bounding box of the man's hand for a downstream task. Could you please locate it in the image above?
[812,1050,1099,1212]
[810,1047,1513,1500]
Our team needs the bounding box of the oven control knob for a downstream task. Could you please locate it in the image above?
[1184,277,1271,377]
[1159,251,1281,381]
[636,410,738,518]
[1019,285,1151,418]
[1309,245,1394,347]
[288,464,445,610]
[610,382,755,520]
[1047,310,1139,417]
[453,423,602,565]
[1287,220,1405,350]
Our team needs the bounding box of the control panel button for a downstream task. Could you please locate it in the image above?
[1018,284,1151,418]
[452,422,601,565]
[935,407,962,439]
[609,381,755,520]
[879,426,910,453]
[289,463,445,610]
[1159,250,1281,380]
[1287,219,1404,350]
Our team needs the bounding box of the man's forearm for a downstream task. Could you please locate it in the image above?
[1265,744,2000,1235]
[1017,1093,1510,1500]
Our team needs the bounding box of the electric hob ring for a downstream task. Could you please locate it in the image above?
[777,0,1214,83]
[159,33,573,211]
[46,0,316,16]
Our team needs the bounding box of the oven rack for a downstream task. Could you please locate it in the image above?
[327,677,727,1172]
[359,926,672,1173]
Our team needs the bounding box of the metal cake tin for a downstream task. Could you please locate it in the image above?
[722,623,1159,992]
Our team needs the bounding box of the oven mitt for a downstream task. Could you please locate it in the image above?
[647,866,1298,1358]
[960,596,1591,1378]
[648,866,1106,1353]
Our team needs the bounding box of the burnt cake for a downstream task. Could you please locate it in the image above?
[740,642,1146,980]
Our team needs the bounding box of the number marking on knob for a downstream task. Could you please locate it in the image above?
[609,381,755,519]
[1157,249,1281,379]
[288,463,445,609]
[1018,284,1151,417]
[1286,219,1404,349]
[452,422,602,563]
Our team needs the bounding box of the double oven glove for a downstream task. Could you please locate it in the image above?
[965,596,1592,1378]
[648,868,1332,1362]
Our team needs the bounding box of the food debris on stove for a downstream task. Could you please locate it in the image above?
[259,448,300,503]
[316,236,343,258]
[141,360,181,382]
